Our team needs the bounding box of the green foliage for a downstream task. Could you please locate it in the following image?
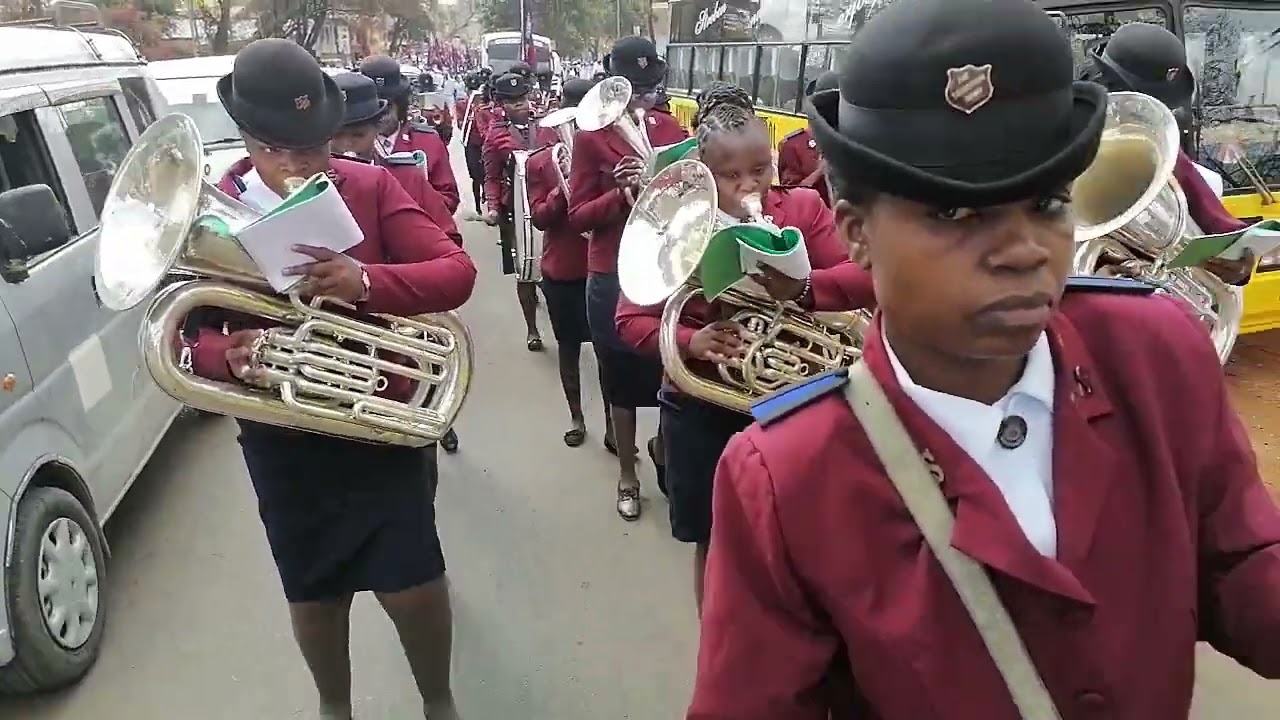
[478,0,648,57]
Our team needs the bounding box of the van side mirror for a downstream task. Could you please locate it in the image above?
[0,185,72,283]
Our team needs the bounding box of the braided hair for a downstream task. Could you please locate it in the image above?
[694,82,761,148]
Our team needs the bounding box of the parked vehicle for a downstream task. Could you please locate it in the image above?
[0,13,182,694]
[148,55,244,182]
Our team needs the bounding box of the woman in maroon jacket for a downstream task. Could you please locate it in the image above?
[526,78,609,447]
[568,36,689,520]
[201,40,475,720]
[616,85,876,611]
[1089,22,1254,285]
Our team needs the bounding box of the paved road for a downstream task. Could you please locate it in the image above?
[1,143,1277,719]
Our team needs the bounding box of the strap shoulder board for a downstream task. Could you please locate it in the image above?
[1064,275,1157,295]
[781,128,807,144]
[750,368,850,427]
[409,121,437,134]
[385,150,427,166]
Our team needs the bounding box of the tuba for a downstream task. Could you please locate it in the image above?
[509,146,543,282]
[1072,92,1243,364]
[576,76,657,165]
[618,159,867,414]
[539,105,578,198]
[93,113,473,447]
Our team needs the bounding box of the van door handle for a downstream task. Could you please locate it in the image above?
[90,274,103,307]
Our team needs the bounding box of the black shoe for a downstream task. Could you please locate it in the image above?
[441,429,459,454]
[648,437,668,498]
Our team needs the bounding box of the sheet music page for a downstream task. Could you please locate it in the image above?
[233,175,364,292]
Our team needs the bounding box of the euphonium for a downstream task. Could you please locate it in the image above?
[617,159,867,414]
[1072,91,1242,364]
[575,76,656,163]
[539,105,578,198]
[93,113,473,447]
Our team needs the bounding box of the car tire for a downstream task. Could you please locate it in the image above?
[0,487,107,694]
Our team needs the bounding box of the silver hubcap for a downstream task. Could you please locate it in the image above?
[37,517,99,650]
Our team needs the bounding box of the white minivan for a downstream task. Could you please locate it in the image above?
[147,55,244,182]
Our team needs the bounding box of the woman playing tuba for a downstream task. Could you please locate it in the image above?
[615,84,876,611]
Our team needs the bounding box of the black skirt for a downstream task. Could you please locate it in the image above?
[464,142,484,183]
[540,277,590,345]
[499,218,517,276]
[586,271,662,409]
[659,388,752,544]
[238,422,445,603]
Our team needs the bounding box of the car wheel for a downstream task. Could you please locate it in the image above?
[0,487,107,694]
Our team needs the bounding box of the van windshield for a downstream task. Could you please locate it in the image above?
[155,78,242,146]
[1186,6,1280,191]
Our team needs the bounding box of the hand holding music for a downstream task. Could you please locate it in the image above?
[750,265,808,302]
[225,329,267,386]
[689,320,745,364]
[613,156,645,193]
[284,245,367,303]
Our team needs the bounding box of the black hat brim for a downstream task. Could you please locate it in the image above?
[1090,48,1194,108]
[807,81,1107,208]
[627,59,667,91]
[341,98,389,127]
[217,71,345,149]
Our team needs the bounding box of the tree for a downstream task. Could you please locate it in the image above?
[478,0,619,58]
[351,0,435,54]
[251,0,329,50]
[193,0,233,53]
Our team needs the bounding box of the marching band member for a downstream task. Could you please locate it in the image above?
[330,71,464,455]
[568,36,688,520]
[199,40,474,720]
[1089,22,1255,286]
[464,73,497,217]
[527,78,611,447]
[616,84,875,611]
[688,1,1280,717]
[778,71,838,207]
[360,55,461,214]
[483,72,557,351]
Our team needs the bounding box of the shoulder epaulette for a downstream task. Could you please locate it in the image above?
[408,121,438,134]
[781,128,807,143]
[749,368,849,427]
[1063,275,1157,295]
[385,149,427,166]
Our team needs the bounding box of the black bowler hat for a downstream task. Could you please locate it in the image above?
[492,72,530,100]
[1091,23,1195,109]
[562,78,594,109]
[806,70,839,97]
[332,72,388,126]
[360,55,411,99]
[808,0,1107,208]
[510,61,533,77]
[603,36,666,90]
[217,38,344,149]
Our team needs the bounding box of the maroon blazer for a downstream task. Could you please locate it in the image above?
[1175,148,1247,235]
[689,292,1280,719]
[527,144,588,281]
[482,122,556,215]
[616,187,874,366]
[777,128,831,207]
[188,157,476,401]
[567,110,687,274]
[390,122,460,214]
[377,156,464,248]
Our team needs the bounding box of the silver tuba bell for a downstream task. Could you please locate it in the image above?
[539,104,578,198]
[93,113,473,447]
[617,159,867,414]
[509,146,543,282]
[1072,91,1243,364]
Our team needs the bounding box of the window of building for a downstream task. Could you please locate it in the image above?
[56,96,132,218]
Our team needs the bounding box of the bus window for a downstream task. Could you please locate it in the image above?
[724,45,756,97]
[1058,7,1168,79]
[804,45,834,91]
[757,44,802,111]
[693,46,722,92]
[1186,6,1280,193]
[668,46,693,91]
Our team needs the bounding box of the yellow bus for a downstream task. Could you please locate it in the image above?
[661,0,1280,335]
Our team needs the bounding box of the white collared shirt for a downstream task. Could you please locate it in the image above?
[882,329,1058,557]
[238,168,284,213]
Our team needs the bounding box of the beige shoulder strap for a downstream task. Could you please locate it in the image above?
[845,362,1062,720]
